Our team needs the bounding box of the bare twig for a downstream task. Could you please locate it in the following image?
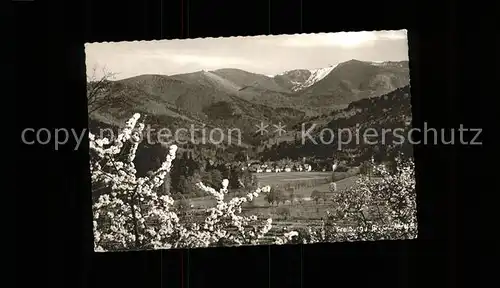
[87,66,122,115]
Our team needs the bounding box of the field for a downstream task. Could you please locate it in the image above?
[255,171,334,186]
[180,171,361,243]
[187,172,357,208]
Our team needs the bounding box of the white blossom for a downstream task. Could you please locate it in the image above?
[90,113,295,251]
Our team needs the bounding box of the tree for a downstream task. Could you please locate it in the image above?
[90,113,298,251]
[285,187,297,205]
[329,182,337,193]
[234,151,246,162]
[275,189,287,205]
[359,160,374,179]
[175,195,191,220]
[177,175,192,194]
[228,168,241,189]
[209,169,224,189]
[86,66,123,116]
[265,186,281,206]
[303,158,417,244]
[161,172,171,195]
[311,190,323,204]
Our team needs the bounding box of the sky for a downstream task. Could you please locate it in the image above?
[85,29,409,80]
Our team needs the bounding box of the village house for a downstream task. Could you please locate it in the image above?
[246,160,262,173]
[245,160,319,174]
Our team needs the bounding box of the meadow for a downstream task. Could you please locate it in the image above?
[187,172,358,208]
[255,171,335,186]
[178,171,361,243]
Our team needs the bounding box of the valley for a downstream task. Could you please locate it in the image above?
[88,59,414,242]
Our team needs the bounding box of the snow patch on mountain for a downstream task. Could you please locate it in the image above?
[291,65,337,91]
[370,61,407,68]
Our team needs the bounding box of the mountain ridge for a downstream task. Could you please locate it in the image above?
[88,59,411,152]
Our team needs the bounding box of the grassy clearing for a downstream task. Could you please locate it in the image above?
[255,171,333,186]
[176,171,393,245]
[181,172,362,239]
[187,172,357,208]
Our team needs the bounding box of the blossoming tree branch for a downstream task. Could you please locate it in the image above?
[90,113,298,251]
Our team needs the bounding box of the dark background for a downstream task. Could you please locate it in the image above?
[14,0,485,287]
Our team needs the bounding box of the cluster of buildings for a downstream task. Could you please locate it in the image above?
[245,162,313,173]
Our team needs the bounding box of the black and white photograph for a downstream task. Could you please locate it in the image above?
[85,30,417,252]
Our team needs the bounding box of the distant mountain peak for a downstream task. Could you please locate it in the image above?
[272,65,339,92]
[297,66,337,90]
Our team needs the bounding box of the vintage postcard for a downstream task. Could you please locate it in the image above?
[85,30,417,252]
